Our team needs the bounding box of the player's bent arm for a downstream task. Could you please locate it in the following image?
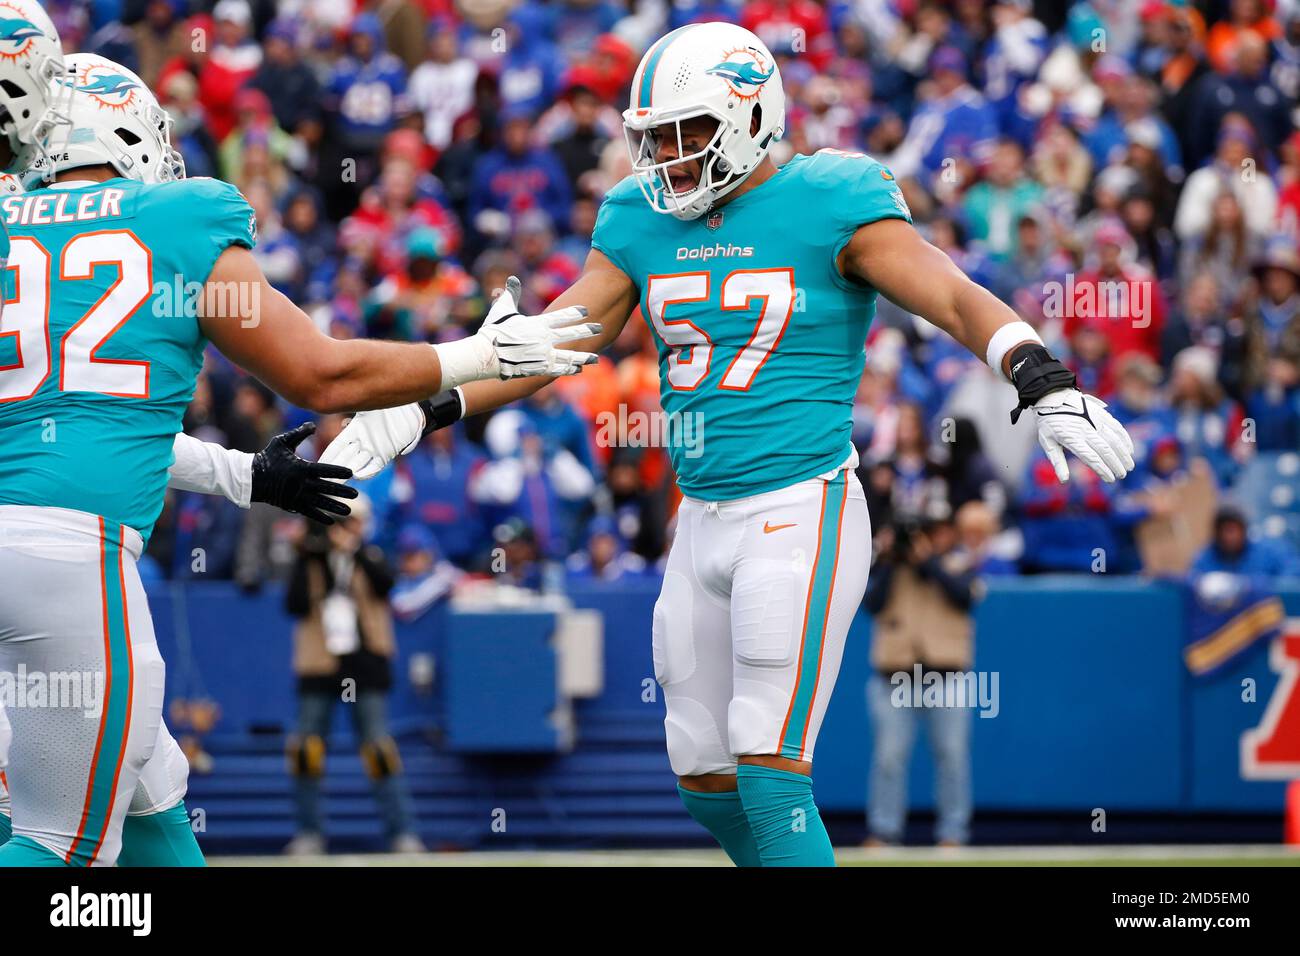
[841,219,1135,482]
[839,219,1033,377]
[458,249,639,416]
[200,248,446,410]
[321,251,639,479]
[199,248,598,413]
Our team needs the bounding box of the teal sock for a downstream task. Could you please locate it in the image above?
[0,834,69,866]
[677,785,761,867]
[0,812,10,847]
[118,802,206,867]
[736,765,836,867]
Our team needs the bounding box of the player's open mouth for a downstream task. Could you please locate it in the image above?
[667,170,697,194]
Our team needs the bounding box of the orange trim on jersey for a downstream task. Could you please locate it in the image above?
[58,229,153,399]
[646,271,713,391]
[717,267,796,392]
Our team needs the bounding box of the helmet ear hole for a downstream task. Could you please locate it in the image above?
[750,102,763,137]
[115,127,141,146]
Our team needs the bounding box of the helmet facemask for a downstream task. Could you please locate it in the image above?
[624,106,751,221]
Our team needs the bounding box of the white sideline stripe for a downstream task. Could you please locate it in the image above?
[209,844,1300,868]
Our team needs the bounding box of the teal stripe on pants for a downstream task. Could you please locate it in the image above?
[780,472,848,759]
[66,519,132,866]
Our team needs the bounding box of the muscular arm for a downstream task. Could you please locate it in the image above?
[199,246,449,412]
[842,218,1134,483]
[837,218,1033,378]
[458,249,639,415]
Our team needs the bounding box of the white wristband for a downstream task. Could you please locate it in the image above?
[986,321,1043,383]
[431,338,495,390]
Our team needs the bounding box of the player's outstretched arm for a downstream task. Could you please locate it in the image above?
[198,247,600,414]
[322,251,639,479]
[841,218,1134,483]
[169,424,359,524]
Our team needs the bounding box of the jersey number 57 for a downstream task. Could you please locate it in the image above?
[646,267,795,392]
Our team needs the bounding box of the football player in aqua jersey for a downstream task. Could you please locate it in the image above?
[0,420,362,860]
[324,21,1135,867]
[0,42,600,867]
[0,8,365,860]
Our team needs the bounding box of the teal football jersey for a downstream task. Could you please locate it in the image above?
[592,149,912,500]
[0,177,256,541]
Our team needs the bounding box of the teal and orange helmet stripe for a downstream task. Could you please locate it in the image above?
[778,471,850,761]
[633,25,697,110]
[65,518,134,866]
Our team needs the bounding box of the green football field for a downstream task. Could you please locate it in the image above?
[209,845,1300,867]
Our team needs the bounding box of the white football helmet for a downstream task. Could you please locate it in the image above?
[26,53,184,186]
[0,0,71,174]
[623,22,785,220]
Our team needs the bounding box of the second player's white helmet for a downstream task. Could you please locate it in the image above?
[0,0,71,171]
[623,22,785,221]
[27,53,184,185]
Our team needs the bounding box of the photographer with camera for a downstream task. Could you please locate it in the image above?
[862,494,979,848]
[283,494,424,856]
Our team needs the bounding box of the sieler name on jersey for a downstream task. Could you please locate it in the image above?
[1,188,127,226]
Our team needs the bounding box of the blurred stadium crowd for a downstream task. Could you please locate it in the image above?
[60,0,1300,586]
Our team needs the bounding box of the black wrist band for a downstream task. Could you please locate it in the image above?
[1007,343,1077,424]
[418,389,464,437]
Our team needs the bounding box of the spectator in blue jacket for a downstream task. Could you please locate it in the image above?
[498,3,565,115]
[521,389,597,478]
[469,109,573,240]
[1191,506,1292,580]
[891,46,998,186]
[390,525,462,622]
[1244,354,1300,451]
[329,14,409,149]
[249,18,323,143]
[565,515,649,584]
[398,427,488,569]
[1108,354,1177,469]
[552,0,624,62]
[324,12,408,216]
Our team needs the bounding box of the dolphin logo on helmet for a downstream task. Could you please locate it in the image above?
[0,16,42,52]
[67,72,141,101]
[704,51,774,100]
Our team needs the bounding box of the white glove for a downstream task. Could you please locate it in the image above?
[432,276,601,388]
[1031,388,1136,483]
[319,403,425,480]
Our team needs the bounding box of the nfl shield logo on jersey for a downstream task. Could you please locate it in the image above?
[706,211,724,231]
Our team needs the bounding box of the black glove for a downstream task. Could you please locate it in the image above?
[250,423,359,525]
